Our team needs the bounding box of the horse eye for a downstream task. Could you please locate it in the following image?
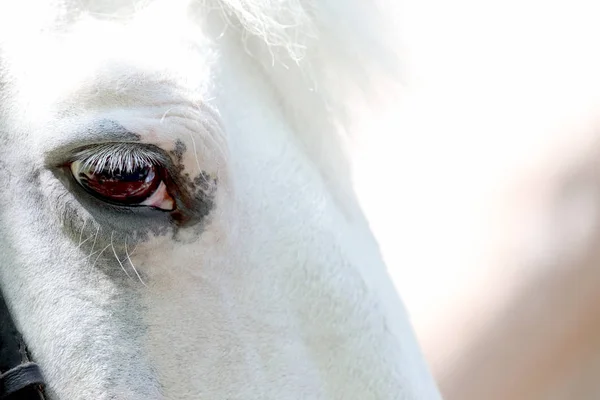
[70,160,175,211]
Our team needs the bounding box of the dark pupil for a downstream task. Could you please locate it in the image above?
[79,164,160,204]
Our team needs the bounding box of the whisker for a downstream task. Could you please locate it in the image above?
[111,231,132,280]
[125,240,148,287]
[76,234,95,249]
[188,129,203,177]
[127,243,140,257]
[160,107,175,124]
[80,244,108,262]
[90,244,111,271]
[89,225,100,258]
[77,218,87,247]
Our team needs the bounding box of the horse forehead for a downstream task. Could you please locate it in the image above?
[3,14,212,114]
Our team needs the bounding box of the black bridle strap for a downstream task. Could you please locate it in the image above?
[0,363,45,399]
[0,290,45,400]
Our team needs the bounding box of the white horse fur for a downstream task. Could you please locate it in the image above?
[0,1,440,399]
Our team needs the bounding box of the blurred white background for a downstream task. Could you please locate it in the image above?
[352,1,600,398]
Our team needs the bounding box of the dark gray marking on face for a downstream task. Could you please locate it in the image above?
[164,139,216,236]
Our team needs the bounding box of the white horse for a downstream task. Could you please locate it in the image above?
[0,0,441,399]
